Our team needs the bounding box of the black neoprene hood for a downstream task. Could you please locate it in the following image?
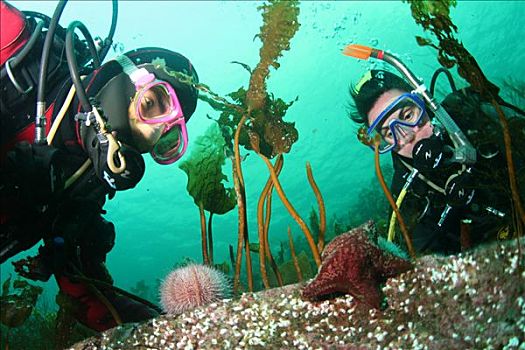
[85,47,199,146]
[353,69,413,126]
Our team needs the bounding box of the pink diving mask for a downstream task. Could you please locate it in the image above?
[117,54,188,164]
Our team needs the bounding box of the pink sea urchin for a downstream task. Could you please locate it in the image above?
[159,263,231,315]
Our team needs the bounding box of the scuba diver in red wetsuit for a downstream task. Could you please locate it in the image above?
[1,0,199,331]
[345,45,525,255]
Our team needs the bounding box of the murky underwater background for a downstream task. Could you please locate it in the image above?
[2,0,525,315]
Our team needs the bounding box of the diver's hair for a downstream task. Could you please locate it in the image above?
[348,70,413,127]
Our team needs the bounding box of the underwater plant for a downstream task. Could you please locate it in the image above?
[0,275,43,348]
[188,0,328,293]
[357,128,416,258]
[179,122,237,266]
[287,227,304,282]
[0,275,42,329]
[405,0,525,243]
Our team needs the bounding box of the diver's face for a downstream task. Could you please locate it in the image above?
[128,87,171,153]
[367,89,434,158]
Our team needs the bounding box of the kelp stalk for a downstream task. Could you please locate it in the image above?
[490,98,525,223]
[490,97,524,260]
[178,122,236,266]
[264,156,284,287]
[257,170,274,288]
[234,115,247,188]
[231,159,253,292]
[229,245,235,273]
[287,226,303,282]
[306,161,327,253]
[255,150,321,267]
[199,202,209,265]
[257,155,284,288]
[374,141,416,259]
[208,212,214,265]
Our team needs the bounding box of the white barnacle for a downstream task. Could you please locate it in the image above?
[278,319,291,328]
[375,332,386,342]
[417,305,424,315]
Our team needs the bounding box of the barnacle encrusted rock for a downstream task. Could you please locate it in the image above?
[69,238,524,350]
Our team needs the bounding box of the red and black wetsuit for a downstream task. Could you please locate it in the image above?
[1,0,158,331]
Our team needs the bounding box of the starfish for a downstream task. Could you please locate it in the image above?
[302,221,413,309]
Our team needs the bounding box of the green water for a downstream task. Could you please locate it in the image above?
[1,0,524,322]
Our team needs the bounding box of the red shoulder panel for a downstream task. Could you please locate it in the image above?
[0,0,30,66]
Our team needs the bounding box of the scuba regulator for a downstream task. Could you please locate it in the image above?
[344,44,477,165]
[31,0,145,192]
[343,44,514,235]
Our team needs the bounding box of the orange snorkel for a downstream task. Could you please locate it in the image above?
[343,44,477,165]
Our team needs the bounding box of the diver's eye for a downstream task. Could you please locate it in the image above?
[142,97,155,110]
[400,106,420,122]
[382,129,393,141]
[400,112,412,121]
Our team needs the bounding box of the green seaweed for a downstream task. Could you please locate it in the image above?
[196,0,301,159]
[247,0,300,111]
[0,277,43,328]
[179,123,236,215]
[406,0,500,103]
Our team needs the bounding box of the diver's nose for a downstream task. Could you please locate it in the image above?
[395,124,416,145]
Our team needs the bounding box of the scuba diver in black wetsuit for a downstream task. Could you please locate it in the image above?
[345,46,525,255]
[1,0,199,331]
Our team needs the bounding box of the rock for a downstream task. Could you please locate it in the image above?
[69,238,525,350]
